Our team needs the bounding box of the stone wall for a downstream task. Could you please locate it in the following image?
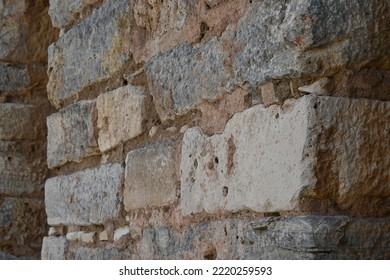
[1,0,389,260]
[0,0,57,259]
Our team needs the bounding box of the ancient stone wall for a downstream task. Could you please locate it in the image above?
[1,0,390,260]
[0,0,57,259]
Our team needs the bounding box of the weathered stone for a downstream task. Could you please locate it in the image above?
[48,227,63,236]
[66,231,82,241]
[0,199,13,227]
[114,227,130,242]
[124,140,177,210]
[146,0,390,121]
[80,232,95,243]
[0,252,18,260]
[41,236,68,260]
[48,0,100,28]
[45,163,124,226]
[0,103,46,141]
[74,247,119,260]
[99,230,108,241]
[298,77,333,96]
[97,85,146,152]
[0,141,46,196]
[0,65,29,93]
[0,0,56,63]
[181,95,390,216]
[47,100,99,169]
[145,39,229,121]
[47,0,133,108]
[138,216,390,259]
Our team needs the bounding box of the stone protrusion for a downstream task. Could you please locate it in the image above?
[181,95,390,216]
[47,100,99,169]
[96,85,146,152]
[45,163,124,226]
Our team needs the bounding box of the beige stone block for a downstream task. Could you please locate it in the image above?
[41,236,68,260]
[97,85,146,152]
[181,95,390,216]
[47,100,99,169]
[124,140,177,210]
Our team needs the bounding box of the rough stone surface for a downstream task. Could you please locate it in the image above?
[48,0,100,28]
[0,65,29,93]
[0,199,13,227]
[45,163,124,226]
[97,85,146,152]
[47,100,99,169]
[138,216,390,259]
[124,140,178,210]
[74,247,119,260]
[47,0,133,108]
[41,236,67,260]
[0,103,46,141]
[0,141,46,196]
[146,0,390,121]
[181,95,390,216]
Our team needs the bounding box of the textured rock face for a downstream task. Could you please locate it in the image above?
[47,100,99,168]
[124,140,178,210]
[181,95,390,216]
[97,85,146,152]
[45,164,124,226]
[5,0,386,260]
[47,0,132,109]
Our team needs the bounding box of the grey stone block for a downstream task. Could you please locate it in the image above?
[41,236,68,260]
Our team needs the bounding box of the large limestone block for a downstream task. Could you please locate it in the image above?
[0,141,46,196]
[47,100,99,169]
[97,85,146,152]
[47,0,132,108]
[146,0,390,121]
[0,103,45,141]
[45,163,124,226]
[48,0,100,28]
[181,95,390,215]
[41,236,67,260]
[124,140,177,210]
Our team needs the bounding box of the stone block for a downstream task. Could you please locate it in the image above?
[181,95,390,216]
[146,0,390,121]
[48,0,100,28]
[124,140,177,210]
[0,103,46,141]
[0,65,29,93]
[97,85,146,152]
[0,141,46,196]
[47,0,133,108]
[47,100,99,169]
[41,236,68,260]
[74,247,119,260]
[0,199,13,228]
[45,163,124,226]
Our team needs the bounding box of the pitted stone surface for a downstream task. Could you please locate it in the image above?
[124,140,178,210]
[181,95,390,215]
[47,100,99,169]
[47,0,132,108]
[41,236,68,260]
[97,85,146,152]
[0,65,29,93]
[45,163,124,226]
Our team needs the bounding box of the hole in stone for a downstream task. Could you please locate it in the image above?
[275,113,279,119]
[214,157,219,164]
[204,1,211,9]
[199,22,210,40]
[194,159,198,168]
[203,245,217,260]
[222,186,228,197]
[123,79,128,86]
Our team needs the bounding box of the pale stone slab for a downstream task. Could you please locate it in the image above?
[45,163,124,226]
[47,0,132,108]
[0,103,45,141]
[180,95,390,215]
[124,140,177,210]
[47,100,99,169]
[97,85,146,152]
[41,236,68,260]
